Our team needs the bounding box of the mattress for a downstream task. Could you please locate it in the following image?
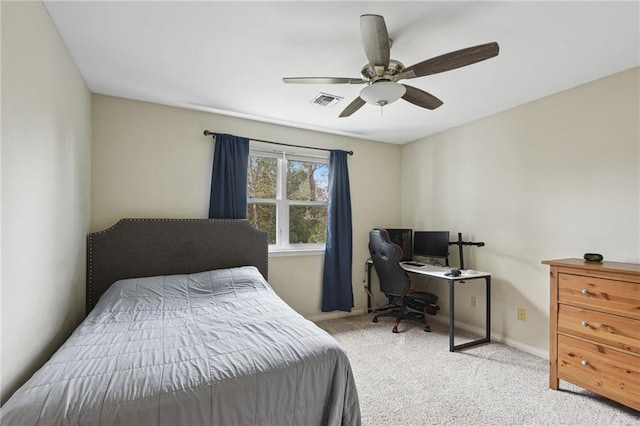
[1,266,361,425]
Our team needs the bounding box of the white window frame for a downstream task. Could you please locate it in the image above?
[248,149,329,255]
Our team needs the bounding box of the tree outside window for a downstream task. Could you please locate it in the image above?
[247,151,328,249]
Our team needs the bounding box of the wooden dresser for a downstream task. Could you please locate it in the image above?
[542,258,640,411]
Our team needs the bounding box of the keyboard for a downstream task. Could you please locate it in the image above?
[404,261,425,267]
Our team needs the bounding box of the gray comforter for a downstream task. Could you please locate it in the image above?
[1,266,361,425]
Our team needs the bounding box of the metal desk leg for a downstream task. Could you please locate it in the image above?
[449,279,455,351]
[486,276,491,344]
[450,276,492,352]
[366,261,373,313]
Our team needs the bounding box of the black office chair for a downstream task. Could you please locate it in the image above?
[369,229,439,333]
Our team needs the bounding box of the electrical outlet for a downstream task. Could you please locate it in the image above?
[471,297,478,308]
[517,307,527,321]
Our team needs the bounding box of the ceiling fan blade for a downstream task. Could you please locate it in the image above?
[283,77,364,84]
[339,97,366,118]
[403,42,499,78]
[401,85,443,110]
[360,14,390,76]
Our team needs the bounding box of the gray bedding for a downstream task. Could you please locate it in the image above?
[1,266,361,425]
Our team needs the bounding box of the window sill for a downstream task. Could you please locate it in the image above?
[269,248,326,257]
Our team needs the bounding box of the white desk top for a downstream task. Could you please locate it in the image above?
[400,262,491,280]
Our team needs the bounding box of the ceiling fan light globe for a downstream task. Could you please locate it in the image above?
[360,81,406,106]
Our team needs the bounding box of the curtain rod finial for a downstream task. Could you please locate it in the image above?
[203,130,214,137]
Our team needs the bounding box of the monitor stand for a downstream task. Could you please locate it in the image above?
[449,232,485,269]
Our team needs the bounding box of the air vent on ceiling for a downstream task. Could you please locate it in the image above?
[310,93,343,108]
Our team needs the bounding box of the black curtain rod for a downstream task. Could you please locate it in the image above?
[203,130,353,156]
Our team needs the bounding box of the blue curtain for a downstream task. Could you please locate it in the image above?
[322,150,353,312]
[208,133,250,219]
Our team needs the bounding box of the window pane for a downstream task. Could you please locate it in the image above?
[289,205,327,244]
[287,160,328,202]
[248,156,277,199]
[248,203,276,244]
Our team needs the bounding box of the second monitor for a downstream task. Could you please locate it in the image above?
[384,228,413,261]
[413,231,450,263]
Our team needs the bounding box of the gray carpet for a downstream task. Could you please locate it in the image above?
[315,314,639,426]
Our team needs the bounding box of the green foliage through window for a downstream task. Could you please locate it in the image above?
[247,151,328,248]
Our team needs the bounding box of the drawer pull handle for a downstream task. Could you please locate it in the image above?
[581,289,589,295]
[581,360,589,367]
[581,321,589,327]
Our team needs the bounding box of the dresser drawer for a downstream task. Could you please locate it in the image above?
[558,305,640,354]
[558,334,640,411]
[558,273,640,319]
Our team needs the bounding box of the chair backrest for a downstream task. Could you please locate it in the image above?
[369,229,410,297]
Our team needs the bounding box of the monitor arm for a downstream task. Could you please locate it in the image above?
[449,232,485,270]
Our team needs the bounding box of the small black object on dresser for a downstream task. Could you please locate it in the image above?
[583,253,603,262]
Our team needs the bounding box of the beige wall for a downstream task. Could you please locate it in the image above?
[401,67,640,354]
[91,95,402,319]
[1,1,92,403]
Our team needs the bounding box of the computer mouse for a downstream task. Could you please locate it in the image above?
[445,269,461,277]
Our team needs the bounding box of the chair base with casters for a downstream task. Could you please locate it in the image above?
[372,291,439,333]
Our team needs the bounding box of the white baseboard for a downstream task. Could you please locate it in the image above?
[307,309,549,359]
[306,308,366,322]
[430,315,549,359]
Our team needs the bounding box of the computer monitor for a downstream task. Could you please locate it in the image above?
[413,231,450,259]
[382,228,413,261]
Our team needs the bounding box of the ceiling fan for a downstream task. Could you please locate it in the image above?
[283,14,499,118]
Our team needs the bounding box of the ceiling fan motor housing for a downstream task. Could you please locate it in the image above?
[361,59,405,82]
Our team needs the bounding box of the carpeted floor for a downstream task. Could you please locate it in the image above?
[315,314,639,426]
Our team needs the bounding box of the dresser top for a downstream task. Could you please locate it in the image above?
[542,258,640,275]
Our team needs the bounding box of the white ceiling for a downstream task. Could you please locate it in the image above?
[43,1,640,144]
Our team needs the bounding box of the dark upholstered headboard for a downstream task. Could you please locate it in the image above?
[86,219,268,315]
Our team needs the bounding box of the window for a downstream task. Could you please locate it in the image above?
[247,150,329,251]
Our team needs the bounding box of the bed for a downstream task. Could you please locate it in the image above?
[1,219,361,425]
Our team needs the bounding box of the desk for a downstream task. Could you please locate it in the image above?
[366,260,491,352]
